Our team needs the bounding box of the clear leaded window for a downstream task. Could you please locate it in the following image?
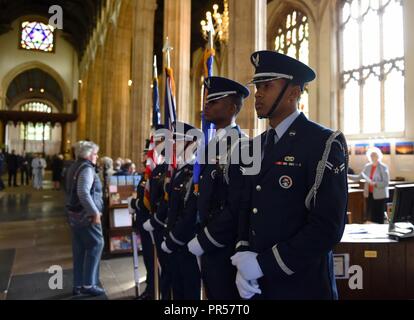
[20,21,55,52]
[275,9,310,117]
[340,0,405,136]
[20,102,52,141]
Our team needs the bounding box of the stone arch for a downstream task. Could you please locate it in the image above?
[1,62,71,112]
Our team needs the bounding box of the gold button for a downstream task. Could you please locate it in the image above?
[256,185,261,191]
[252,208,258,214]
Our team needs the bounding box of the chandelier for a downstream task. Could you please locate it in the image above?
[200,1,229,46]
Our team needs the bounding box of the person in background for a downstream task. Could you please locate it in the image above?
[31,153,47,190]
[113,162,134,176]
[100,156,115,189]
[130,163,137,175]
[114,158,123,173]
[20,153,31,186]
[7,149,19,187]
[65,141,105,297]
[51,154,64,190]
[348,147,390,224]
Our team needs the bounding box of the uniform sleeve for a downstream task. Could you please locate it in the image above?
[165,190,198,251]
[236,174,253,252]
[197,162,246,253]
[150,198,168,230]
[257,140,348,279]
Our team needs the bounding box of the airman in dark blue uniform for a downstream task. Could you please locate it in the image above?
[129,168,154,300]
[142,130,172,300]
[231,51,349,300]
[187,76,250,300]
[160,122,202,300]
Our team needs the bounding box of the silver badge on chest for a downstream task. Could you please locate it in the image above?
[279,175,293,189]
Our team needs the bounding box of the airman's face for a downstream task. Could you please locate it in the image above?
[204,97,236,124]
[254,79,288,118]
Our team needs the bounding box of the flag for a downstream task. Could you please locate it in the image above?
[152,69,161,128]
[143,62,162,212]
[143,136,155,211]
[193,47,215,193]
[164,66,177,199]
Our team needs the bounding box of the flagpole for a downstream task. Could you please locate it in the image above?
[197,14,216,301]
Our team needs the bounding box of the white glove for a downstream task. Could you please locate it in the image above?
[231,251,264,281]
[236,271,262,299]
[127,196,135,214]
[187,237,204,257]
[143,219,154,232]
[161,241,172,254]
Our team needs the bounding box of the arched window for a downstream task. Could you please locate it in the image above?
[20,102,52,141]
[20,21,55,53]
[274,9,310,117]
[340,0,405,136]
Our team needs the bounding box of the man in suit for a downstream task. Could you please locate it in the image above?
[231,51,349,300]
[7,149,19,187]
[187,76,250,300]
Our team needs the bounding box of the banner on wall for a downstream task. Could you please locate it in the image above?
[354,143,370,156]
[374,142,391,155]
[396,142,414,155]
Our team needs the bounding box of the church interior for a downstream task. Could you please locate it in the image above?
[1,0,414,301]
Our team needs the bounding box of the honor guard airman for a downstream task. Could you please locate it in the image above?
[187,76,250,300]
[142,127,173,300]
[231,51,349,300]
[129,155,154,300]
[160,122,202,300]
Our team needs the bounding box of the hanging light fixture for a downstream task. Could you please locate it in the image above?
[200,0,229,45]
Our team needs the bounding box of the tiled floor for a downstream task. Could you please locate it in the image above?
[0,173,146,300]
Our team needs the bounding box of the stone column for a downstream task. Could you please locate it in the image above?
[77,73,88,140]
[163,0,191,124]
[0,121,4,147]
[130,0,157,163]
[110,0,133,159]
[60,123,67,154]
[227,0,267,136]
[100,25,116,157]
[91,48,104,145]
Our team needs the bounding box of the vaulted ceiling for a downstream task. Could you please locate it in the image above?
[0,0,102,57]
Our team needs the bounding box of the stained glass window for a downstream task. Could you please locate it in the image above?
[340,0,405,136]
[20,21,55,52]
[275,9,310,117]
[20,102,52,141]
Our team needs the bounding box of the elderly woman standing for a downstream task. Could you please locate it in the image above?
[348,147,390,224]
[65,141,105,296]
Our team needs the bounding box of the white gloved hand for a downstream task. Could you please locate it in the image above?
[161,241,172,254]
[187,237,204,257]
[143,219,154,232]
[231,251,264,281]
[235,271,262,299]
[127,196,135,214]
